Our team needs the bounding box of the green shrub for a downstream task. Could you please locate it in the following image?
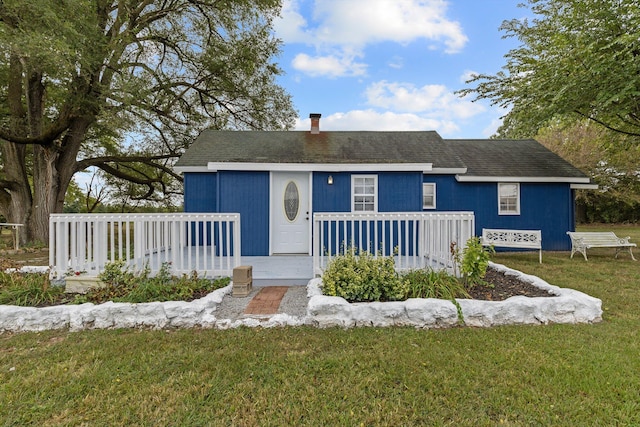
[322,249,408,302]
[0,272,65,307]
[0,261,230,307]
[402,268,470,300]
[458,236,494,288]
[87,261,230,304]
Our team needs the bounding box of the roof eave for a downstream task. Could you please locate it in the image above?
[173,166,209,174]
[570,183,599,190]
[205,162,434,173]
[455,175,592,184]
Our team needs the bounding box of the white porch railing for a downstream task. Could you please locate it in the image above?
[49,213,241,279]
[312,212,475,276]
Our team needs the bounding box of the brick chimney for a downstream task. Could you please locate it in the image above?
[310,113,321,134]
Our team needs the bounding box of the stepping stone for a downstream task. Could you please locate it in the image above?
[243,286,289,316]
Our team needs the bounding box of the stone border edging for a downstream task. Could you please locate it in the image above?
[306,262,603,328]
[0,284,310,333]
[0,262,602,332]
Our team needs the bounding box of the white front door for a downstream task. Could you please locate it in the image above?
[271,172,310,254]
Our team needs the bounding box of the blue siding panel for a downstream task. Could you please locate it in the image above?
[184,169,576,256]
[313,171,423,213]
[219,171,270,256]
[312,172,351,212]
[424,175,574,250]
[183,173,217,212]
[378,172,423,212]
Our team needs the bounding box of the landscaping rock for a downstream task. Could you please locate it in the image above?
[0,264,603,332]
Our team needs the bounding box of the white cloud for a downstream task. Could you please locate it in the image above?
[364,80,485,119]
[310,0,467,52]
[294,110,460,134]
[274,0,313,43]
[482,117,503,137]
[277,0,468,77]
[460,69,479,84]
[291,53,367,78]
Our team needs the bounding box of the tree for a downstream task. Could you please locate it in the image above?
[536,120,640,222]
[460,0,640,139]
[0,0,295,244]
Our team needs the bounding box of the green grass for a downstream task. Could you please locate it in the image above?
[1,225,640,425]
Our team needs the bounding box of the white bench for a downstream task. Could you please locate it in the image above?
[481,228,542,263]
[566,231,637,261]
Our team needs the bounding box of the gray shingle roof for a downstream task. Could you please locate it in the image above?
[444,139,589,179]
[175,130,589,180]
[175,130,464,167]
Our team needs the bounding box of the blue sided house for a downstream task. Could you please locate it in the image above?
[174,114,595,256]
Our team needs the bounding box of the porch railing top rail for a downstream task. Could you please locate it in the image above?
[50,212,240,220]
[313,211,475,219]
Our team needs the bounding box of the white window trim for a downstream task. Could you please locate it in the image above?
[422,182,436,209]
[498,182,520,215]
[351,174,378,212]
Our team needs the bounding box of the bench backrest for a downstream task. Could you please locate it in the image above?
[566,231,636,247]
[567,231,619,243]
[482,229,542,249]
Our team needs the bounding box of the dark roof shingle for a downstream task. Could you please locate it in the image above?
[175,130,589,180]
[444,139,588,178]
[175,130,464,167]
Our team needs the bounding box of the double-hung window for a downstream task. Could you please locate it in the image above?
[422,183,436,209]
[352,175,377,212]
[498,183,520,215]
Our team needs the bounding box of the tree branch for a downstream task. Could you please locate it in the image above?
[574,110,640,138]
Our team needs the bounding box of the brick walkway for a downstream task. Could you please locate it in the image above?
[243,286,289,315]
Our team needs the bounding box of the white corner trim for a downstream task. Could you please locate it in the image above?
[427,167,467,174]
[570,183,599,190]
[456,175,592,184]
[173,166,210,173]
[206,162,432,173]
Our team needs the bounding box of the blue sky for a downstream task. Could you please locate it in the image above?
[272,0,528,138]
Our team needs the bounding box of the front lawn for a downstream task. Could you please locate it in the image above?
[1,224,639,425]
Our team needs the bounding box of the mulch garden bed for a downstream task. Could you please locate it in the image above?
[469,266,554,301]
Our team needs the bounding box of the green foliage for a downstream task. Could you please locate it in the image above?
[536,121,640,223]
[98,260,137,288]
[87,261,230,304]
[322,250,408,302]
[0,261,230,306]
[0,0,296,243]
[402,268,470,300]
[457,237,494,288]
[0,272,65,307]
[580,192,640,224]
[322,249,471,303]
[461,0,640,140]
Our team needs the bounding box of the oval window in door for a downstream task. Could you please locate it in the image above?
[284,181,300,222]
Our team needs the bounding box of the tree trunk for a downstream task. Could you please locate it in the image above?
[0,53,92,245]
[27,117,91,245]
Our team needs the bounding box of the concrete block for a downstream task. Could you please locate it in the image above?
[232,282,252,297]
[233,265,252,284]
